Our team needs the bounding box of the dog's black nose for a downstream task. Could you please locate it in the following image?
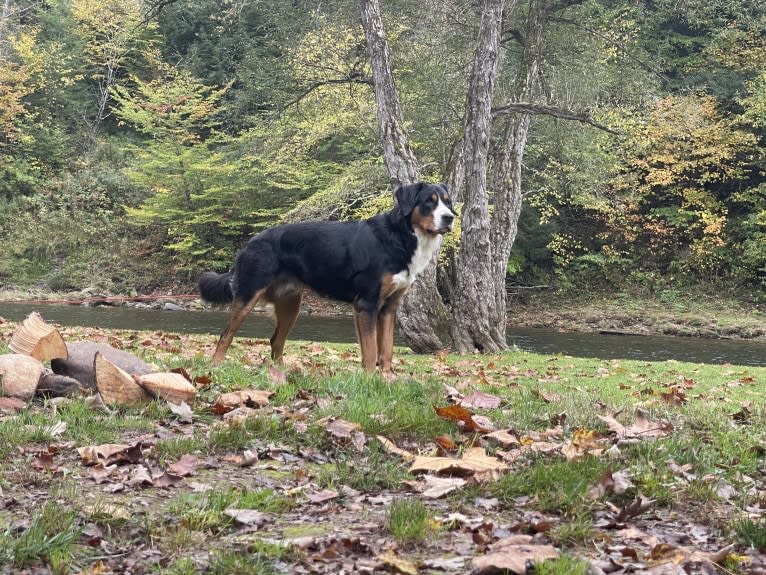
[443,213,454,226]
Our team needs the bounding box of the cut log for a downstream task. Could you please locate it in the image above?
[135,373,196,403]
[94,352,149,406]
[37,373,87,398]
[8,312,68,361]
[0,354,46,399]
[51,342,153,391]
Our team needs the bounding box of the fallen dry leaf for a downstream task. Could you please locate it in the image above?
[89,463,117,484]
[589,468,635,499]
[153,472,184,488]
[307,488,339,504]
[377,436,416,461]
[483,429,521,448]
[471,535,559,574]
[77,442,143,466]
[598,408,674,440]
[167,454,199,477]
[377,551,418,575]
[214,388,273,415]
[613,494,655,522]
[434,404,490,432]
[460,390,501,409]
[417,475,467,498]
[167,400,194,423]
[31,451,58,471]
[434,434,458,451]
[409,447,508,480]
[561,427,609,460]
[224,508,271,526]
[325,418,362,441]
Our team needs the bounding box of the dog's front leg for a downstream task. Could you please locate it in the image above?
[376,293,403,375]
[353,306,378,371]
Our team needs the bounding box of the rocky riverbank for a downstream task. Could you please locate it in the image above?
[508,292,766,340]
[1,287,764,340]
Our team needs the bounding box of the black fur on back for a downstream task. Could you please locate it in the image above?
[198,182,451,313]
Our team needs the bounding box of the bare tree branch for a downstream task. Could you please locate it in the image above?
[492,101,621,134]
[281,74,373,113]
[141,0,179,25]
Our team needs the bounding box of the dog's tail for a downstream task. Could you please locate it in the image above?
[199,271,234,303]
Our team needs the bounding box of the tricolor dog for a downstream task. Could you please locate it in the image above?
[199,182,456,373]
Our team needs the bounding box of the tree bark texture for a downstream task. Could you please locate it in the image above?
[450,0,507,353]
[359,0,419,190]
[360,0,451,353]
[489,0,547,345]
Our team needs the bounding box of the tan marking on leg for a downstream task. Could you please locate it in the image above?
[212,288,266,364]
[354,307,378,371]
[270,290,302,363]
[376,291,404,374]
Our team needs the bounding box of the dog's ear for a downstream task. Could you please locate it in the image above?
[394,183,422,218]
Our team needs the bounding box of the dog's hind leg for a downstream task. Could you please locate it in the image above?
[269,290,302,363]
[212,289,266,364]
[353,306,378,372]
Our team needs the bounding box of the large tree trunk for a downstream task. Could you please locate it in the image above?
[489,0,546,343]
[451,0,547,352]
[360,0,451,353]
[450,0,508,353]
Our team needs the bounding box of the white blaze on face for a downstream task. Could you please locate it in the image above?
[433,197,455,232]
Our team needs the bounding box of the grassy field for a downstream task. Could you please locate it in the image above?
[1,320,765,574]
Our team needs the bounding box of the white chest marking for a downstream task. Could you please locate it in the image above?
[392,228,443,290]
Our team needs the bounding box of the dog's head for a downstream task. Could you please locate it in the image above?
[394,182,456,235]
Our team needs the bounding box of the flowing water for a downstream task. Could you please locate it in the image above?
[1,302,765,366]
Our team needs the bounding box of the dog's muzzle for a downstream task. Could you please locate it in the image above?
[437,213,455,234]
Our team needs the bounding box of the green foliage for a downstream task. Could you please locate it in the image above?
[0,161,165,291]
[1,0,766,296]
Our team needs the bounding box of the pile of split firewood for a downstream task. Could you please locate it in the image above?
[0,312,195,406]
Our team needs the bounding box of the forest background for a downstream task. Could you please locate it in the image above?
[1,0,765,308]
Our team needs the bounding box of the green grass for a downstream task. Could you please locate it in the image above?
[317,441,410,491]
[155,436,206,463]
[0,398,156,457]
[732,517,766,552]
[533,555,593,575]
[2,321,766,573]
[168,487,293,534]
[0,501,82,572]
[492,457,610,516]
[386,498,436,546]
[299,371,456,439]
[208,549,279,575]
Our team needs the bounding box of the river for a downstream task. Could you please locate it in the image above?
[1,302,765,367]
